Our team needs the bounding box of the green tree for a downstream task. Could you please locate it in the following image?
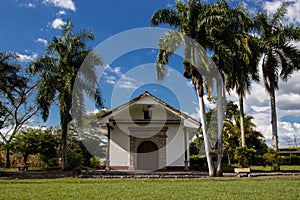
[37,128,60,167]
[254,2,300,151]
[234,146,256,167]
[0,52,38,168]
[2,128,60,166]
[29,20,103,170]
[263,149,282,171]
[194,0,259,175]
[151,0,217,176]
[223,103,267,164]
[203,1,260,148]
[5,129,39,164]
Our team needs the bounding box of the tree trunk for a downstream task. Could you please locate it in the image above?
[23,153,28,164]
[216,78,224,176]
[239,93,246,147]
[198,95,215,176]
[61,120,69,171]
[5,148,10,168]
[60,97,72,171]
[227,153,231,165]
[270,83,279,151]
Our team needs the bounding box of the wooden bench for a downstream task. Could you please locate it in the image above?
[16,164,28,171]
[234,168,251,177]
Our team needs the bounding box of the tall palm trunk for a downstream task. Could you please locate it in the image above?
[239,93,246,147]
[60,100,71,171]
[216,78,224,176]
[269,81,279,151]
[198,94,215,176]
[61,121,68,171]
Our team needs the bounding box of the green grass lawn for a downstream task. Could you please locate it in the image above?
[0,177,299,200]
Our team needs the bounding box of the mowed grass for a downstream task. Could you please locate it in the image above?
[0,177,299,200]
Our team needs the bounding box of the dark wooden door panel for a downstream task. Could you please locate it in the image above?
[137,141,158,170]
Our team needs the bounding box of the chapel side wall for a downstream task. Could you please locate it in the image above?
[110,126,130,167]
[166,125,185,166]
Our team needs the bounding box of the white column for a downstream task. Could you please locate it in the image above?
[184,127,189,171]
[105,123,111,171]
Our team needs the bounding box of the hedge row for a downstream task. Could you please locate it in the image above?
[189,154,300,171]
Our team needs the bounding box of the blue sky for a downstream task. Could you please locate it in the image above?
[1,0,300,148]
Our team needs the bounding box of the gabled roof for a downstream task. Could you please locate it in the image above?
[99,91,200,127]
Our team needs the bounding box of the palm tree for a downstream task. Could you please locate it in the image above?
[197,0,260,175]
[223,111,267,164]
[29,20,103,170]
[151,0,217,176]
[202,1,260,148]
[254,2,300,151]
[223,120,239,164]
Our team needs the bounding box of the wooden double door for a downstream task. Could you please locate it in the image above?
[137,141,159,170]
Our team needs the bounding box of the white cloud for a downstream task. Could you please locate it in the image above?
[102,66,141,90]
[120,74,136,82]
[22,2,36,8]
[117,74,141,90]
[107,66,122,75]
[34,38,48,46]
[263,0,300,25]
[43,0,76,11]
[186,80,193,88]
[263,0,283,15]
[105,76,116,85]
[16,53,37,62]
[290,40,300,50]
[51,18,66,29]
[58,10,66,15]
[188,106,200,121]
[294,123,300,129]
[116,80,139,89]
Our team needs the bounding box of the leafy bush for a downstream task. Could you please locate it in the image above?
[90,157,100,169]
[189,155,207,171]
[262,149,282,171]
[79,142,93,167]
[280,155,300,165]
[251,155,266,166]
[234,147,256,167]
[189,137,203,156]
[48,158,58,167]
[290,155,300,165]
[68,151,83,169]
[220,164,235,173]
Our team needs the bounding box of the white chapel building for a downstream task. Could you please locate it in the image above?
[97,92,200,171]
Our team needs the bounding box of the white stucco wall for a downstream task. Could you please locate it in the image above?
[166,125,185,166]
[110,126,130,167]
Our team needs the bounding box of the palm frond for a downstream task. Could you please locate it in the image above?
[271,1,287,27]
[150,9,180,27]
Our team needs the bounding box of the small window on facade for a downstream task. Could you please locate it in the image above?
[144,110,151,120]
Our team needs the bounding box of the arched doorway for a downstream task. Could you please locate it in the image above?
[137,141,159,170]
